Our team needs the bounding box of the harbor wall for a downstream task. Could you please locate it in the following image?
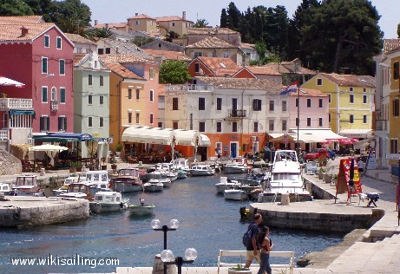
[0,197,89,228]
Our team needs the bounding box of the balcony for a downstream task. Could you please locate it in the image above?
[0,98,32,111]
[226,109,247,120]
[50,100,58,111]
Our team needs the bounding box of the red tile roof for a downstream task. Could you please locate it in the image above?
[99,53,151,64]
[383,39,400,54]
[187,27,238,35]
[143,49,191,61]
[128,14,156,20]
[73,53,87,65]
[106,63,144,80]
[247,60,316,76]
[195,76,282,92]
[319,73,375,88]
[0,21,55,42]
[186,36,236,49]
[289,87,328,97]
[65,33,96,45]
[0,15,44,24]
[195,57,240,77]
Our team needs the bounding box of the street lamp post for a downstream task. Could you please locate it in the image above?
[151,219,179,274]
[160,248,197,274]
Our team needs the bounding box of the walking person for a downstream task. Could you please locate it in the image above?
[258,226,273,274]
[244,213,263,268]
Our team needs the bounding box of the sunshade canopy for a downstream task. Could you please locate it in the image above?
[122,126,210,147]
[0,76,25,87]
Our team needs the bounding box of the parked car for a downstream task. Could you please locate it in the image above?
[304,148,329,161]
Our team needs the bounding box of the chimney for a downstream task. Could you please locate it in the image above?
[135,13,139,16]
[20,26,28,37]
[182,11,186,20]
[94,20,98,26]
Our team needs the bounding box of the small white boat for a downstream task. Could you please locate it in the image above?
[0,183,13,195]
[58,182,92,199]
[12,174,41,195]
[128,199,155,216]
[189,164,215,176]
[224,188,248,201]
[215,177,241,194]
[171,158,191,172]
[143,179,164,192]
[223,159,250,174]
[89,191,129,214]
[53,174,85,196]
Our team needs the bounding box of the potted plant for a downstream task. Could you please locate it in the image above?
[70,161,82,173]
[115,143,123,157]
[228,264,251,274]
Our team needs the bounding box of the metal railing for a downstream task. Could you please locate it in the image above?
[228,109,247,118]
[50,100,58,111]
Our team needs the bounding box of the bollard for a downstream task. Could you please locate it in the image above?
[152,254,176,274]
[281,193,290,205]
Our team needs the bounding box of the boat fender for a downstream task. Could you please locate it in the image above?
[13,207,21,220]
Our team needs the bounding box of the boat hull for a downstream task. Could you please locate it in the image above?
[224,189,248,201]
[90,202,128,214]
[128,204,155,216]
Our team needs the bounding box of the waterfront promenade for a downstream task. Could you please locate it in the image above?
[1,164,399,273]
[115,168,400,274]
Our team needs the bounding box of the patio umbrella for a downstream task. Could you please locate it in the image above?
[339,138,354,145]
[0,76,25,87]
[29,144,68,167]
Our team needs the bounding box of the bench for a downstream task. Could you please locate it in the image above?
[217,249,294,274]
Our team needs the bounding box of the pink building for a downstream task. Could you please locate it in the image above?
[288,87,330,129]
[0,16,74,136]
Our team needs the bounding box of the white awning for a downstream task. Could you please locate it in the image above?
[122,126,211,147]
[198,134,211,147]
[174,129,199,146]
[289,128,346,143]
[339,129,373,138]
[269,133,286,139]
[121,126,174,145]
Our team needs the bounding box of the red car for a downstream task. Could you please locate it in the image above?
[304,148,328,161]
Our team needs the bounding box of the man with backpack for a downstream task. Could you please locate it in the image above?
[243,213,263,268]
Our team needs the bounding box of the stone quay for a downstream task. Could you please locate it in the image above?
[0,196,89,228]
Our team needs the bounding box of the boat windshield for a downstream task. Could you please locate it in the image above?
[272,173,300,181]
[275,151,297,162]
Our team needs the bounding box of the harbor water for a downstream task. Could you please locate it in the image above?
[0,174,343,273]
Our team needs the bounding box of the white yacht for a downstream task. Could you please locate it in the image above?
[223,158,250,174]
[258,150,311,202]
[89,191,129,214]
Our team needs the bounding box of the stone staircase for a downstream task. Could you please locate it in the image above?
[327,233,400,273]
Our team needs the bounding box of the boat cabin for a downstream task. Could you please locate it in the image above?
[93,191,123,203]
[12,174,40,194]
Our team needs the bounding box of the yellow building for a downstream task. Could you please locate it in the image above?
[302,73,375,140]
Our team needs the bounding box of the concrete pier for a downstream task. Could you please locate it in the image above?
[0,196,89,228]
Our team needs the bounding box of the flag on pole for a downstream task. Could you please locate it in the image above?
[280,82,298,95]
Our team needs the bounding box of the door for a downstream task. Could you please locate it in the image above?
[232,98,238,116]
[230,142,238,158]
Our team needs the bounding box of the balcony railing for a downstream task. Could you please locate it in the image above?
[0,129,9,140]
[0,98,33,111]
[166,84,214,92]
[228,109,247,118]
[50,100,58,111]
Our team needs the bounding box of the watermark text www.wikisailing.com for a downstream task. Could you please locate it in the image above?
[10,254,120,269]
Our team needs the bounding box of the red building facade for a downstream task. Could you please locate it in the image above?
[0,17,74,135]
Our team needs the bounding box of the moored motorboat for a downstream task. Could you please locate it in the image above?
[189,164,215,176]
[128,199,155,216]
[89,191,129,214]
[0,183,14,195]
[258,150,311,202]
[224,188,248,201]
[223,158,250,174]
[109,168,143,193]
[12,174,41,195]
[215,176,241,194]
[143,179,164,192]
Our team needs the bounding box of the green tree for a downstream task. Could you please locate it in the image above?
[300,0,383,74]
[23,0,55,21]
[225,2,241,31]
[159,60,191,84]
[48,0,91,34]
[220,8,228,27]
[193,19,209,28]
[0,0,33,15]
[397,23,400,38]
[287,0,320,60]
